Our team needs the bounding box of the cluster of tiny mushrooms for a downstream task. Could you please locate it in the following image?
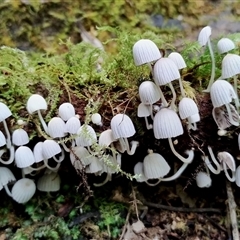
[0,25,240,204]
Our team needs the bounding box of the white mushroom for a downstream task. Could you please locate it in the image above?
[235,165,240,187]
[58,102,75,121]
[153,108,194,163]
[217,38,235,54]
[0,130,14,165]
[137,103,152,130]
[12,128,29,146]
[134,162,148,182]
[0,167,16,197]
[91,113,102,126]
[37,171,60,192]
[195,171,212,188]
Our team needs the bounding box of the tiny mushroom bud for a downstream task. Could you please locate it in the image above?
[195,171,212,188]
[91,113,102,126]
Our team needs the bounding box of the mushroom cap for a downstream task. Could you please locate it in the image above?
[217,151,236,171]
[168,52,186,70]
[100,154,119,174]
[11,178,36,204]
[75,125,97,147]
[48,117,66,138]
[235,165,240,187]
[153,108,183,139]
[195,171,212,188]
[98,129,116,147]
[12,129,29,146]
[0,167,16,189]
[110,114,136,139]
[15,146,35,168]
[58,102,75,121]
[217,38,235,54]
[143,151,170,179]
[137,103,151,117]
[178,97,199,119]
[86,156,102,174]
[91,113,102,125]
[71,146,95,165]
[37,172,60,192]
[26,94,47,114]
[222,53,240,78]
[210,79,236,107]
[33,141,44,163]
[134,162,148,182]
[132,39,161,66]
[153,57,180,85]
[138,81,160,104]
[42,139,61,159]
[198,26,211,46]
[0,102,12,121]
[65,116,81,134]
[0,131,6,147]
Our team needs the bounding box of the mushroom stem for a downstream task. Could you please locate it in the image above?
[3,184,12,197]
[178,77,186,98]
[233,75,240,109]
[144,117,153,130]
[168,138,194,163]
[93,173,111,187]
[52,148,65,163]
[187,121,197,131]
[44,159,61,171]
[60,140,70,152]
[205,146,222,174]
[3,120,12,149]
[223,162,236,182]
[225,104,239,126]
[168,82,177,111]
[203,38,215,92]
[123,139,138,155]
[0,145,15,165]
[37,110,49,134]
[157,85,168,107]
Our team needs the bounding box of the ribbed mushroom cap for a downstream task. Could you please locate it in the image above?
[198,26,211,46]
[217,38,235,54]
[138,81,160,104]
[132,39,161,66]
[99,129,116,147]
[15,146,35,168]
[86,156,102,174]
[134,162,148,182]
[217,151,236,171]
[37,172,60,192]
[12,129,29,146]
[65,116,81,134]
[11,178,36,204]
[178,97,199,119]
[110,114,136,139]
[75,125,97,147]
[196,171,212,188]
[143,151,170,179]
[48,117,66,138]
[153,108,183,139]
[33,142,44,163]
[42,140,61,159]
[100,155,118,174]
[222,53,240,78]
[26,94,47,114]
[58,102,75,121]
[210,79,236,107]
[71,146,95,165]
[137,103,151,117]
[153,57,180,85]
[235,166,240,187]
[0,131,6,147]
[0,167,16,188]
[0,102,12,121]
[168,52,186,70]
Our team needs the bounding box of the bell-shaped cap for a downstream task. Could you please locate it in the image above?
[110,114,136,139]
[33,142,44,163]
[168,52,186,70]
[65,116,81,134]
[26,94,47,114]
[48,117,66,138]
[134,162,148,182]
[0,131,6,147]
[217,38,235,54]
[58,102,75,121]
[37,171,60,192]
[15,146,35,168]
[153,58,180,85]
[139,81,160,104]
[0,102,12,121]
[217,151,236,171]
[0,167,16,189]
[196,171,212,188]
[137,103,151,117]
[86,156,102,174]
[132,39,161,66]
[12,129,29,146]
[198,26,211,46]
[153,108,183,139]
[222,53,240,79]
[42,139,61,159]
[143,150,170,179]
[210,79,236,107]
[71,146,95,165]
[75,125,97,147]
[98,129,116,147]
[11,178,36,204]
[178,97,199,119]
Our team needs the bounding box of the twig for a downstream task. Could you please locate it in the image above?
[119,206,131,240]
[205,215,228,234]
[226,180,239,240]
[142,201,222,213]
